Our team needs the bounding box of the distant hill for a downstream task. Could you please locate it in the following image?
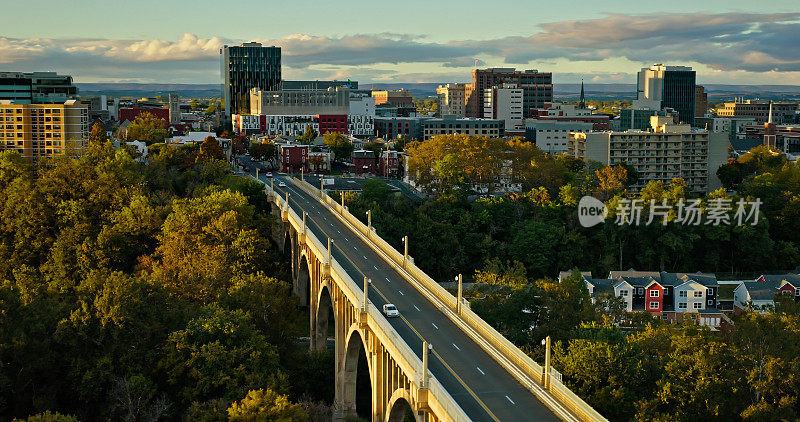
[76,82,800,101]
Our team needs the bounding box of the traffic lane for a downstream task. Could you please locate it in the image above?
[269,177,559,421]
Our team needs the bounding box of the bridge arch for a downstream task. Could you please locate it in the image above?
[313,282,334,351]
[386,390,420,422]
[297,253,311,306]
[343,326,373,419]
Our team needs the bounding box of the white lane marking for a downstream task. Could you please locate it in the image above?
[353,246,358,250]
[413,305,420,311]
[363,255,368,260]
[323,216,327,220]
[505,395,515,405]
[452,343,460,351]
[432,322,439,330]
[337,230,341,234]
[398,290,405,296]
[374,265,379,270]
[477,367,485,375]
[385,277,391,283]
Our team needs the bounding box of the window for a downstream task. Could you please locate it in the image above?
[650,290,660,297]
[693,302,703,309]
[707,300,714,306]
[619,290,628,297]
[637,288,644,295]
[679,302,687,309]
[679,291,687,297]
[649,301,659,309]
[694,291,703,298]
[707,288,714,296]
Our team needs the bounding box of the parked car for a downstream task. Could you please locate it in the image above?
[382,304,399,318]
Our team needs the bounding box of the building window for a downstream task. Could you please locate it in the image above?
[679,302,687,309]
[707,300,714,306]
[694,291,703,298]
[619,290,628,297]
[693,302,703,309]
[649,301,659,310]
[679,290,687,298]
[637,288,644,295]
[650,290,660,297]
[707,288,714,296]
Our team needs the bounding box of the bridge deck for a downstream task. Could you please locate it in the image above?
[264,173,563,422]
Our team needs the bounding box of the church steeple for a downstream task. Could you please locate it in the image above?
[579,79,586,109]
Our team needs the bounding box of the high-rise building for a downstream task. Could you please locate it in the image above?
[636,64,696,125]
[483,83,524,132]
[221,42,281,118]
[0,72,78,104]
[694,85,708,119]
[249,87,350,116]
[437,83,470,117]
[0,100,88,160]
[568,116,728,193]
[470,68,553,118]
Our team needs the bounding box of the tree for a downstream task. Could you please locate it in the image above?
[196,136,225,162]
[160,305,282,407]
[205,104,216,115]
[89,122,109,145]
[324,132,353,163]
[126,112,169,144]
[232,135,248,156]
[297,126,318,144]
[226,389,307,421]
[593,165,628,200]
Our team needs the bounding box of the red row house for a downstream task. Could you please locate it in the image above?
[277,144,310,173]
[351,150,378,175]
[378,150,402,178]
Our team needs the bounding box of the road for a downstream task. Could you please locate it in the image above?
[254,169,563,422]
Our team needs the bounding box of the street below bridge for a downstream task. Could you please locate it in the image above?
[255,171,566,422]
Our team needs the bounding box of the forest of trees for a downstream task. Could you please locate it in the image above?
[0,143,334,421]
[340,135,800,421]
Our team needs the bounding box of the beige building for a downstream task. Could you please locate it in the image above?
[717,100,798,124]
[0,99,88,160]
[568,116,728,193]
[436,83,473,117]
[249,87,350,115]
[422,115,503,141]
[371,90,413,106]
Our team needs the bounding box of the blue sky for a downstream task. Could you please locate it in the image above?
[1,0,799,84]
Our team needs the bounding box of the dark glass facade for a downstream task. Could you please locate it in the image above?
[662,70,695,126]
[0,72,77,104]
[222,43,281,117]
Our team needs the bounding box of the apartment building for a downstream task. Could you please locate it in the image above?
[0,100,88,159]
[636,64,696,125]
[526,120,593,154]
[437,83,472,117]
[470,68,553,118]
[483,83,524,132]
[422,116,503,141]
[568,116,728,192]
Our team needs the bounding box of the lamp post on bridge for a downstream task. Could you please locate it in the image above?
[255,167,258,180]
[541,335,551,389]
[366,210,372,234]
[327,238,332,265]
[422,341,432,388]
[362,276,371,312]
[402,236,409,267]
[455,274,463,314]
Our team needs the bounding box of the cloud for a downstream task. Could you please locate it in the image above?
[1,12,798,83]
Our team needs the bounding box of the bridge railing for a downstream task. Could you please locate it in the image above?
[271,188,471,422]
[289,177,606,422]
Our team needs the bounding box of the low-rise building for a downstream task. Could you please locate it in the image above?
[734,274,800,312]
[309,151,332,174]
[525,120,593,154]
[378,149,402,178]
[375,117,429,141]
[352,149,378,175]
[568,116,729,193]
[717,100,798,124]
[276,143,310,173]
[250,87,350,116]
[422,116,503,141]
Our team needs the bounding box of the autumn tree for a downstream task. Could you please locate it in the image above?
[324,132,353,163]
[125,112,169,144]
[196,136,225,162]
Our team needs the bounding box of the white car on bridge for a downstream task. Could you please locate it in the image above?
[382,304,399,318]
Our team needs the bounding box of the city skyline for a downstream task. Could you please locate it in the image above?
[1,2,799,85]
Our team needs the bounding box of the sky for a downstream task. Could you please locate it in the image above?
[1,0,799,85]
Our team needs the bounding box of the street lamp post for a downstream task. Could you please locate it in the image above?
[422,342,432,388]
[366,210,372,233]
[362,276,371,312]
[541,336,551,389]
[402,236,408,267]
[455,274,463,313]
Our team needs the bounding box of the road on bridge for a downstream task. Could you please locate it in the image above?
[257,171,565,422]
